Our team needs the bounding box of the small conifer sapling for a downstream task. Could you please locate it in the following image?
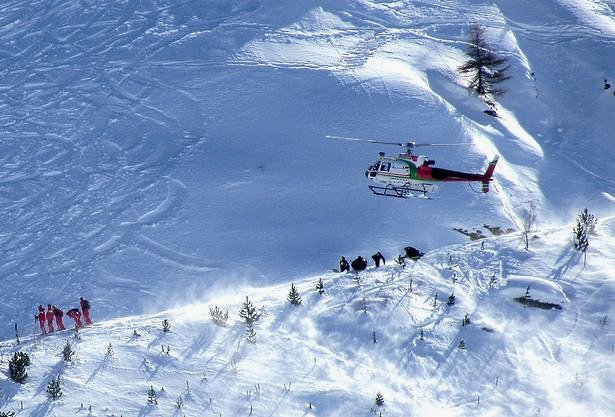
[287,283,302,306]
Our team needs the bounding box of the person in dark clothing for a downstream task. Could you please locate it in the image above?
[351,256,368,271]
[53,305,66,331]
[403,246,423,260]
[371,252,386,267]
[339,256,350,273]
[67,308,83,327]
[80,297,92,325]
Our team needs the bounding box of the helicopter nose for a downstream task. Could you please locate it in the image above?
[365,170,368,178]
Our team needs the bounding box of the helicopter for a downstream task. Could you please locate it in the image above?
[326,135,499,199]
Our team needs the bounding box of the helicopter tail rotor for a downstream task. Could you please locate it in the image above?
[481,155,500,193]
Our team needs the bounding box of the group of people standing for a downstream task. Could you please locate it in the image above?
[339,251,386,273]
[35,297,92,335]
[339,247,424,273]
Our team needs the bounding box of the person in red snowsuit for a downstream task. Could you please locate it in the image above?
[80,297,92,325]
[67,308,83,327]
[53,305,66,331]
[35,305,46,334]
[46,304,55,333]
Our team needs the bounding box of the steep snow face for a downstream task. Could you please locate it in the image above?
[0,0,614,341]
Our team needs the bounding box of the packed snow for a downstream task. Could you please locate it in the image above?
[1,0,614,416]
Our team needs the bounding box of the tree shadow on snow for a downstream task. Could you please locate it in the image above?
[547,245,582,281]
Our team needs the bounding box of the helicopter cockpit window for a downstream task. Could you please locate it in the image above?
[372,161,381,171]
[379,163,391,172]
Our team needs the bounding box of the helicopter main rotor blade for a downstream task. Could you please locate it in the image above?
[326,135,466,148]
[326,135,414,147]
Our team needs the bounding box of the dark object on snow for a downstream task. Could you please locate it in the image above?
[605,79,611,90]
[339,256,350,273]
[371,252,386,267]
[403,246,423,260]
[484,109,498,117]
[514,296,562,310]
[351,256,368,271]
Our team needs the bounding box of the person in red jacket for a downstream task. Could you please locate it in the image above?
[67,308,83,327]
[35,305,46,334]
[80,297,92,325]
[45,304,55,333]
[53,305,66,331]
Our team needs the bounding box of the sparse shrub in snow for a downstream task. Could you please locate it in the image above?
[106,343,114,357]
[46,374,62,400]
[176,395,183,408]
[462,313,471,326]
[0,411,15,417]
[375,392,385,406]
[162,319,171,332]
[315,277,324,295]
[147,385,158,405]
[447,293,456,306]
[578,208,597,235]
[521,202,537,250]
[62,341,75,362]
[8,351,30,384]
[209,305,229,326]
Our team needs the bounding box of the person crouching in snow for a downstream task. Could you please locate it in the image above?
[35,305,46,334]
[46,304,55,333]
[67,308,83,327]
[53,305,66,331]
[80,297,92,325]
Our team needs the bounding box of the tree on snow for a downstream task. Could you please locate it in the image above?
[287,283,302,306]
[8,351,30,384]
[458,23,510,98]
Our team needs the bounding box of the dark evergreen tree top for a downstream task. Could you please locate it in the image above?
[458,23,511,96]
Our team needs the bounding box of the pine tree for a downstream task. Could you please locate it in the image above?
[8,351,30,384]
[573,219,589,251]
[287,283,302,306]
[240,296,260,343]
[106,342,114,357]
[245,322,257,344]
[162,319,171,332]
[458,23,510,97]
[239,296,260,325]
[147,385,158,405]
[46,374,62,400]
[315,278,325,295]
[62,340,76,362]
[375,392,385,406]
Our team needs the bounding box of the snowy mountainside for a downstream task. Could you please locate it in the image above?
[1,0,615,333]
[1,0,615,415]
[1,219,614,416]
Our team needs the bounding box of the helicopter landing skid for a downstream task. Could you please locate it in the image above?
[368,183,434,199]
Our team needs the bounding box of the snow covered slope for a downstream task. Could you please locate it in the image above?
[1,219,613,416]
[0,0,614,414]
